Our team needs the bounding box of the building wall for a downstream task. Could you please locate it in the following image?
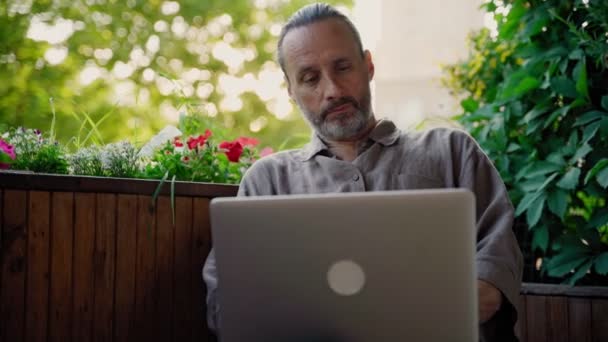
[353,0,486,129]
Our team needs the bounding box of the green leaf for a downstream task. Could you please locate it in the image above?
[584,159,608,184]
[586,209,608,229]
[551,77,578,98]
[595,253,608,275]
[569,143,592,163]
[522,106,550,124]
[602,95,608,111]
[568,49,584,60]
[526,194,546,227]
[516,191,544,216]
[573,110,606,127]
[461,98,479,113]
[547,256,588,277]
[556,168,581,190]
[0,152,14,164]
[513,77,541,97]
[568,259,592,285]
[543,106,571,129]
[520,177,549,192]
[547,189,568,220]
[532,225,549,253]
[582,121,601,143]
[573,59,589,99]
[506,143,521,153]
[526,162,562,178]
[597,167,608,188]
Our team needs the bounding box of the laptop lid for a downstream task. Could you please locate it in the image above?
[210,189,478,342]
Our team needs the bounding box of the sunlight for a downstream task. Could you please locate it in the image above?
[27,16,74,44]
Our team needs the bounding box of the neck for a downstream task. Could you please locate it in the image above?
[325,118,377,162]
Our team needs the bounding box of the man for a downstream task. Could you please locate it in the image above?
[204,3,523,341]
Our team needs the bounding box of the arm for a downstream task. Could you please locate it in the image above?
[456,133,523,327]
[202,160,275,334]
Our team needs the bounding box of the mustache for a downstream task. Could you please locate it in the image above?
[321,97,360,119]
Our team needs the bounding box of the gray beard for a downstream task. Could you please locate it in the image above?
[300,94,374,141]
[313,108,372,141]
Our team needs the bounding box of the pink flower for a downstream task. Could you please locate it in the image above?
[219,140,244,162]
[181,156,190,163]
[0,139,16,169]
[236,136,259,147]
[187,129,212,150]
[260,147,274,157]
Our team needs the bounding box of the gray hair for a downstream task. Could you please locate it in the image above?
[277,3,364,75]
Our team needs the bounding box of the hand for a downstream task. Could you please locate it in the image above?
[477,279,502,323]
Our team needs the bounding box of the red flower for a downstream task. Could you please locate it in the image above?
[236,136,259,147]
[187,129,212,150]
[219,140,244,162]
[174,137,184,147]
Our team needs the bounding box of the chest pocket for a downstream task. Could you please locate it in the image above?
[391,173,445,190]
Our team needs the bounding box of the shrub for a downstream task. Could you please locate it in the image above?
[443,0,608,284]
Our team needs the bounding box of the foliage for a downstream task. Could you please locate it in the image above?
[0,0,351,150]
[99,141,140,178]
[142,131,266,184]
[3,127,69,173]
[443,0,608,285]
[2,123,270,185]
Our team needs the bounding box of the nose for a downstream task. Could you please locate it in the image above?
[322,75,344,101]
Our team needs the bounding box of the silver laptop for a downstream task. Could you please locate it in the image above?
[210,189,478,341]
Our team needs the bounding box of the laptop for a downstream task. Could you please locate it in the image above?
[210,189,478,341]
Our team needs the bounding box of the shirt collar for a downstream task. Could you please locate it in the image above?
[297,118,401,161]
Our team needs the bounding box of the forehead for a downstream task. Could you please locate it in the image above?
[281,19,360,72]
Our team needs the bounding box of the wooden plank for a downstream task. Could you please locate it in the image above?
[92,194,116,342]
[49,192,74,342]
[569,297,591,342]
[526,295,547,342]
[134,195,157,340]
[170,196,192,341]
[25,191,51,342]
[192,197,211,341]
[515,295,527,342]
[0,172,238,198]
[592,299,608,342]
[155,196,174,341]
[1,190,27,342]
[114,194,138,342]
[521,283,608,298]
[546,296,568,342]
[72,193,95,341]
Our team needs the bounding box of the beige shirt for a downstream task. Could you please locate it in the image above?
[203,119,523,340]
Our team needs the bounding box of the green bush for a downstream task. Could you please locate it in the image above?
[443,0,608,285]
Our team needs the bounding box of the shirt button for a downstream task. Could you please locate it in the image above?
[353,174,360,181]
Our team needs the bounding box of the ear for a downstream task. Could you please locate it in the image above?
[364,50,375,81]
[285,75,294,99]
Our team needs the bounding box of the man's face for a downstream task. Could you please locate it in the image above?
[281,19,375,141]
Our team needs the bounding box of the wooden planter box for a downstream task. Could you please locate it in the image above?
[516,283,608,342]
[2,172,607,341]
[0,172,237,342]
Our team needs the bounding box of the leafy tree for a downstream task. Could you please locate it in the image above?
[443,0,608,284]
[0,0,351,149]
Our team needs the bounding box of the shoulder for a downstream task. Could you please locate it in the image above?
[238,148,303,196]
[401,127,480,156]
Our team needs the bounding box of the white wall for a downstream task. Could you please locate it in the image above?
[353,0,486,129]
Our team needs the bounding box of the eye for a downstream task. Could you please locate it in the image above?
[301,73,319,85]
[336,62,352,72]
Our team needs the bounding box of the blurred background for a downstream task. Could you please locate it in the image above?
[0,0,489,149]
